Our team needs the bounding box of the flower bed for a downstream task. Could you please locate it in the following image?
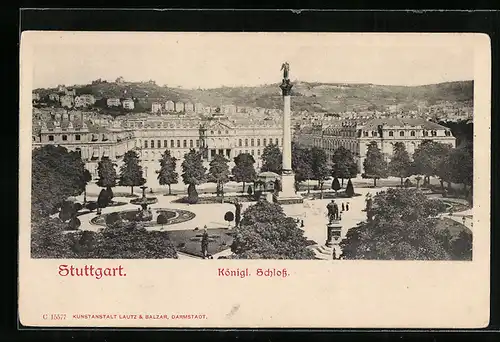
[90,208,195,227]
[168,228,233,257]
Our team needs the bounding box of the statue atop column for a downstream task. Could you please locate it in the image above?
[280,62,293,96]
[281,62,290,80]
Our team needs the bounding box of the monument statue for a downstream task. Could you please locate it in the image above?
[280,62,290,80]
[326,200,339,223]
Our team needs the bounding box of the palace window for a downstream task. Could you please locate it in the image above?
[75,134,81,141]
[372,131,377,137]
[151,140,155,148]
[164,140,168,148]
[225,130,229,134]
[245,139,248,147]
[251,150,255,155]
[399,131,404,137]
[62,135,68,141]
[257,139,260,146]
[263,138,267,145]
[363,131,368,137]
[177,140,180,148]
[251,139,254,147]
[388,131,393,137]
[239,139,242,147]
[257,149,261,155]
[275,138,279,145]
[170,139,174,148]
[431,130,437,136]
[190,140,193,148]
[445,131,451,136]
[183,140,187,148]
[144,140,148,148]
[157,140,161,148]
[410,131,415,137]
[48,135,54,141]
[218,131,221,135]
[196,140,200,147]
[423,131,429,137]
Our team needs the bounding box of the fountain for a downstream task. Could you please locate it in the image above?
[130,186,158,221]
[90,185,196,228]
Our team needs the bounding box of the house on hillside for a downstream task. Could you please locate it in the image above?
[165,100,175,112]
[48,93,60,102]
[65,88,76,96]
[175,101,184,113]
[151,102,162,114]
[107,98,121,107]
[122,98,135,110]
[195,102,204,114]
[74,94,96,108]
[184,102,194,113]
[60,95,74,108]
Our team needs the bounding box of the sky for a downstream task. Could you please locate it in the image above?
[28,32,476,89]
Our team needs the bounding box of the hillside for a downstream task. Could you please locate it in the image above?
[34,80,473,113]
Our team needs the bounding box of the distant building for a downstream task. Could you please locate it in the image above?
[65,88,76,96]
[175,101,184,113]
[116,76,125,84]
[48,93,60,102]
[195,102,204,114]
[107,98,121,107]
[151,102,162,114]
[122,98,135,110]
[165,100,175,112]
[184,102,194,113]
[60,95,74,108]
[74,94,96,108]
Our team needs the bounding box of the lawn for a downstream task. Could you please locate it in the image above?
[167,228,234,257]
[435,217,472,237]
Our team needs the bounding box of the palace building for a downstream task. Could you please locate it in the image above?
[32,112,283,184]
[293,117,456,173]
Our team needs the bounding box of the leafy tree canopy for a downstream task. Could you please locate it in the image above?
[231,201,315,259]
[363,141,388,180]
[96,158,117,188]
[118,150,145,188]
[181,149,207,185]
[331,146,358,179]
[261,144,282,174]
[157,149,179,186]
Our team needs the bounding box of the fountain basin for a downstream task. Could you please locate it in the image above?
[90,208,196,228]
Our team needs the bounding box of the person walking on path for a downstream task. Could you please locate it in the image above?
[346,202,350,211]
[201,226,209,259]
[341,202,345,212]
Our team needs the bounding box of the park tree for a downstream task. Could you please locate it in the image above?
[331,146,358,186]
[81,169,92,203]
[181,149,207,204]
[310,147,330,199]
[438,147,473,193]
[232,153,256,193]
[119,150,146,195]
[345,178,355,197]
[363,141,388,187]
[208,154,230,200]
[292,144,312,192]
[261,143,282,174]
[96,158,117,197]
[230,200,315,259]
[340,188,450,260]
[157,150,178,195]
[331,177,341,194]
[32,145,87,217]
[413,140,452,186]
[388,142,412,187]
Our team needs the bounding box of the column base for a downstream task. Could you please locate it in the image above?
[274,172,303,204]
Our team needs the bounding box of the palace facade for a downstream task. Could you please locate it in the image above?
[293,117,456,173]
[32,112,283,184]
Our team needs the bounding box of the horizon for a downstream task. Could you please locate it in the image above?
[29,32,475,89]
[33,78,474,92]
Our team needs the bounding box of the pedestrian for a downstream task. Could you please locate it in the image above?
[462,216,466,225]
[346,202,350,211]
[341,202,345,212]
[201,226,209,259]
[333,202,339,220]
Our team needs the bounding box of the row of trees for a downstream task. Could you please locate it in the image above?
[363,140,473,193]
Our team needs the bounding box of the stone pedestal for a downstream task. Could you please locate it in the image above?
[325,220,342,247]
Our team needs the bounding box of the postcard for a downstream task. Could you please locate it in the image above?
[19,31,490,328]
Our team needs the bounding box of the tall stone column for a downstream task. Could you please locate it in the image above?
[275,65,303,204]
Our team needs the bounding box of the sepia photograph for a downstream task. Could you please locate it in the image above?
[19,31,490,328]
[29,33,474,261]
